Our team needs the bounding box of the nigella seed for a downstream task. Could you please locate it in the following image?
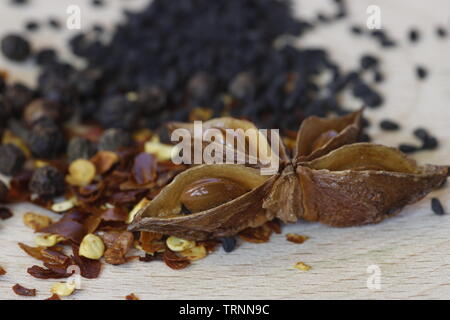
[408,28,420,43]
[399,144,419,154]
[360,54,379,70]
[413,128,429,141]
[350,25,363,35]
[219,237,237,253]
[416,66,428,80]
[436,26,447,38]
[25,21,39,32]
[380,119,400,131]
[373,71,384,83]
[48,18,61,30]
[422,135,438,150]
[431,198,445,215]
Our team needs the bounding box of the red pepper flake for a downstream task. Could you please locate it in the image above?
[0,207,13,220]
[39,215,87,244]
[71,244,102,279]
[0,266,6,275]
[163,249,190,270]
[125,293,140,300]
[266,219,282,234]
[101,207,128,222]
[239,224,272,243]
[45,294,61,300]
[27,265,72,279]
[133,152,157,185]
[90,151,119,174]
[104,231,134,265]
[286,233,309,244]
[12,283,37,296]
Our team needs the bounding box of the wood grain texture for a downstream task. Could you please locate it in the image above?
[1,0,450,300]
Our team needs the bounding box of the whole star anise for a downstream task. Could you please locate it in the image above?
[129,111,448,240]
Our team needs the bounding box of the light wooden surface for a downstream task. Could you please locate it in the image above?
[1,0,450,300]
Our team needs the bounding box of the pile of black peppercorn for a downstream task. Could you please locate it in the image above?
[1,0,383,138]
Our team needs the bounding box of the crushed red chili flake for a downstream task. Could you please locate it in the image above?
[12,283,37,296]
[39,214,87,244]
[27,265,72,280]
[139,252,164,263]
[239,224,273,243]
[0,207,13,220]
[0,266,6,275]
[163,249,191,270]
[266,219,282,234]
[101,207,128,222]
[104,231,134,265]
[90,151,119,174]
[286,233,309,244]
[71,244,102,279]
[19,243,67,264]
[133,152,157,185]
[46,294,61,300]
[125,293,140,300]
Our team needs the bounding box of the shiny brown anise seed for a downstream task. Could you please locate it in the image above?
[180,177,250,213]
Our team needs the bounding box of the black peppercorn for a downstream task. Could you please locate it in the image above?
[67,137,97,163]
[97,95,140,130]
[0,144,26,176]
[98,128,132,151]
[1,34,31,62]
[4,83,34,117]
[34,48,58,66]
[27,118,66,159]
[0,181,9,203]
[29,166,65,197]
[138,85,167,115]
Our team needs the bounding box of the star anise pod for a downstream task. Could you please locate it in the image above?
[129,111,448,240]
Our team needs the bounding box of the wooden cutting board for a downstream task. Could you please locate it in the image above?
[1,0,449,300]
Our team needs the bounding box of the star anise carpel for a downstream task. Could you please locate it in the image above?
[129,110,448,240]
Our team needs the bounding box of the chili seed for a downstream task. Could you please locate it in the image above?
[431,198,445,216]
[1,34,31,62]
[0,144,26,176]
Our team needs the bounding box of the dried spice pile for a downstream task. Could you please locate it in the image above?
[0,0,448,299]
